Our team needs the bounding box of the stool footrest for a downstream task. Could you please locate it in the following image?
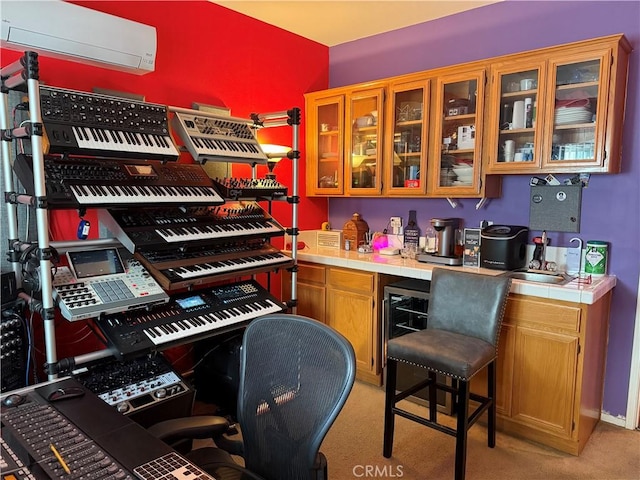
[394,377,434,402]
[467,395,492,428]
[393,406,457,437]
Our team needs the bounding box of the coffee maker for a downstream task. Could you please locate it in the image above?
[416,217,463,266]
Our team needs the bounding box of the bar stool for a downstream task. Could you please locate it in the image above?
[383,268,511,480]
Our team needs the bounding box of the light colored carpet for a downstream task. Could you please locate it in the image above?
[320,381,640,480]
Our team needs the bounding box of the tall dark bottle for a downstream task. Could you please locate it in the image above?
[404,210,420,249]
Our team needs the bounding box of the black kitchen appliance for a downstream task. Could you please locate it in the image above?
[480,225,529,270]
[383,279,452,413]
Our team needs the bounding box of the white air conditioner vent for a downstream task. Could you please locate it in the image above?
[1,0,157,75]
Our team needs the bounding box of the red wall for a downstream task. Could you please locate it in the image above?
[1,1,329,373]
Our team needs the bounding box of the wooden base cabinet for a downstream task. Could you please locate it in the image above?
[283,262,400,384]
[282,262,327,323]
[475,293,612,455]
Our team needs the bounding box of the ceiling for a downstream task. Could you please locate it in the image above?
[212,1,502,47]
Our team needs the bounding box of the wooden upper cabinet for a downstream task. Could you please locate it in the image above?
[383,78,430,196]
[345,87,385,196]
[304,35,630,198]
[428,68,498,197]
[305,93,345,195]
[542,48,613,172]
[485,60,548,173]
[485,35,631,174]
[304,85,385,196]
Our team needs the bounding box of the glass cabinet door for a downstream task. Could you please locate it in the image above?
[385,79,430,196]
[486,62,546,172]
[309,95,344,194]
[345,88,384,195]
[430,70,485,195]
[543,51,610,170]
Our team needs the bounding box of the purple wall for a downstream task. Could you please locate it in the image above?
[327,1,639,418]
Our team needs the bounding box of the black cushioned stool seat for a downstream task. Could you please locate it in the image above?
[383,268,511,480]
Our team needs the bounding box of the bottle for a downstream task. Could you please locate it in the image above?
[501,103,512,129]
[425,226,437,254]
[524,97,533,128]
[404,210,420,249]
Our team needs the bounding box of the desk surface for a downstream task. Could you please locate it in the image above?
[294,246,616,305]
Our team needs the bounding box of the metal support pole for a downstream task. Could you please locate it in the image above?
[0,58,23,286]
[22,55,58,379]
[1,52,58,379]
[288,108,300,315]
[250,108,301,313]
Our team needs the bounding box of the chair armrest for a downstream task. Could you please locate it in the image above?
[147,415,230,442]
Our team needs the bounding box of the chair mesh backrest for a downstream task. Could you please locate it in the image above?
[237,314,356,480]
[427,268,511,346]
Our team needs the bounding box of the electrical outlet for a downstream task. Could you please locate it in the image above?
[390,216,403,235]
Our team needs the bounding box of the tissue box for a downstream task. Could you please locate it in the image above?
[317,230,343,249]
[457,125,476,150]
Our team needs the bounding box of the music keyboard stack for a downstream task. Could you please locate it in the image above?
[96,280,286,357]
[100,201,285,252]
[13,154,225,208]
[171,111,268,165]
[40,85,180,161]
[211,177,288,200]
[99,202,292,290]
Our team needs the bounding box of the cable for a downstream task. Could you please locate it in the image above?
[27,308,43,385]
[189,332,243,372]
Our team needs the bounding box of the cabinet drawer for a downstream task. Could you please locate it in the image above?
[298,263,326,284]
[328,268,374,294]
[505,296,581,333]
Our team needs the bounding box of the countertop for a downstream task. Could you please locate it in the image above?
[293,246,616,305]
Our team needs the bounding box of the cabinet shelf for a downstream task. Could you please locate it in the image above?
[395,152,421,158]
[354,125,377,132]
[443,113,475,122]
[396,119,423,127]
[502,89,538,98]
[500,127,535,134]
[556,80,599,91]
[444,148,474,154]
[554,122,595,130]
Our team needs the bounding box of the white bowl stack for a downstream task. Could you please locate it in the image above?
[452,164,473,185]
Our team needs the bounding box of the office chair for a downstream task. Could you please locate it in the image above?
[149,314,356,480]
[383,268,511,480]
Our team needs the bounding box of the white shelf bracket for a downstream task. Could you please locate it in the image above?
[446,198,459,209]
[475,197,490,210]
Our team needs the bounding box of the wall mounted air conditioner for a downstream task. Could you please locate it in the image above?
[1,1,157,75]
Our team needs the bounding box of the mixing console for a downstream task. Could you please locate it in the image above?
[2,394,133,479]
[72,354,191,417]
[1,378,204,480]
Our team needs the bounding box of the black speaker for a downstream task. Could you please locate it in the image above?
[529,185,582,233]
